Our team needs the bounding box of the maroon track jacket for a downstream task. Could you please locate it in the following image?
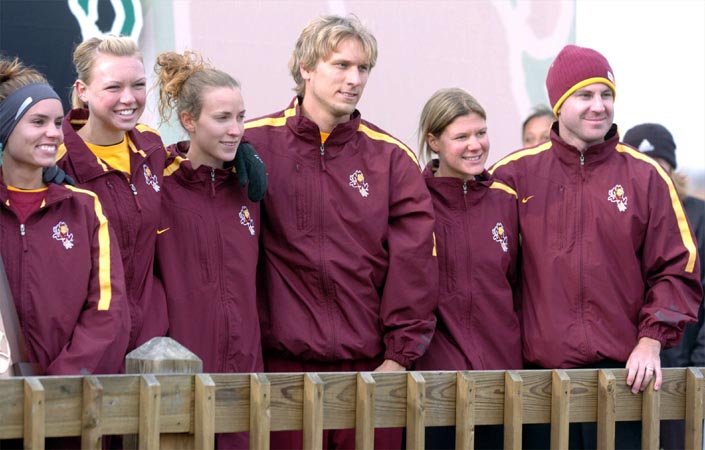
[0,178,129,374]
[156,143,263,373]
[414,165,522,371]
[490,124,702,368]
[58,109,168,351]
[245,97,438,367]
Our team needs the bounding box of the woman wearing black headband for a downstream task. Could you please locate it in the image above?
[0,56,129,376]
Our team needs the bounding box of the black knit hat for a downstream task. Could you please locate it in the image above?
[622,123,677,169]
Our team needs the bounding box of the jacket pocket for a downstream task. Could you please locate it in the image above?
[293,163,314,232]
[438,222,459,294]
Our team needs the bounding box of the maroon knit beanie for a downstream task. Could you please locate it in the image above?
[546,44,616,115]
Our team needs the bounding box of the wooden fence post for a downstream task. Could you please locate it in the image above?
[550,370,570,450]
[455,371,475,450]
[406,372,426,450]
[597,369,616,450]
[124,337,203,449]
[504,371,523,450]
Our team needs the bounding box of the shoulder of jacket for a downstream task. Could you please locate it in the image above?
[356,122,420,168]
[134,123,161,137]
[489,141,552,175]
[488,181,518,199]
[245,105,296,131]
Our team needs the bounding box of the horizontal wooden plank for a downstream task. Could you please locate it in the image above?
[0,368,702,440]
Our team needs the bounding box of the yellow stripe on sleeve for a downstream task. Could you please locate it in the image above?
[488,141,552,175]
[163,155,187,177]
[357,124,420,168]
[65,186,113,310]
[617,144,698,273]
[245,106,298,129]
[489,181,518,198]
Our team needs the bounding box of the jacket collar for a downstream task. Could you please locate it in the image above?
[166,141,235,190]
[60,108,162,183]
[422,160,493,208]
[551,122,620,167]
[0,173,73,210]
[286,96,362,149]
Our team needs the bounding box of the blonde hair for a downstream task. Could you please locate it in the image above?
[71,35,142,108]
[154,50,239,126]
[289,15,377,96]
[0,57,48,102]
[418,88,486,164]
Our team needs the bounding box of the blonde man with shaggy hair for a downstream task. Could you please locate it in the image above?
[245,15,438,449]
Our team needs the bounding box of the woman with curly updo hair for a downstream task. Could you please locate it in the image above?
[154,50,262,449]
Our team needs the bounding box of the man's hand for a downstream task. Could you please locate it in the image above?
[625,337,662,394]
[374,359,406,372]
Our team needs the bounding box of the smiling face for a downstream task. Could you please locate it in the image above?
[557,82,614,152]
[429,112,489,180]
[181,86,245,169]
[4,99,64,171]
[300,37,370,132]
[75,54,146,144]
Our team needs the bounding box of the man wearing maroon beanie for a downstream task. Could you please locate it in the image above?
[490,45,702,449]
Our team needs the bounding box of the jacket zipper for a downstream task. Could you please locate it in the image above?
[20,223,28,252]
[129,182,142,211]
[577,152,590,354]
[318,141,335,357]
[320,143,327,171]
[210,168,216,198]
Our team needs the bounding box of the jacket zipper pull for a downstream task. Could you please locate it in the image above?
[320,143,326,171]
[463,180,468,196]
[20,223,28,252]
[210,168,216,198]
[130,183,142,211]
[579,152,586,179]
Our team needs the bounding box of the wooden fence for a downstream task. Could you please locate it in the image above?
[1,367,703,450]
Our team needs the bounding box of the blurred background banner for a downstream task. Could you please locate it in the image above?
[1,0,702,197]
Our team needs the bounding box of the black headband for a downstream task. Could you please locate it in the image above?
[0,82,61,149]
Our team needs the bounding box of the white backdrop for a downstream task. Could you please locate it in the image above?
[577,0,705,193]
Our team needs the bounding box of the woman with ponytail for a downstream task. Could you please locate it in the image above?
[56,36,169,352]
[154,50,262,450]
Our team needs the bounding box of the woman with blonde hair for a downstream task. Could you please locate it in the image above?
[56,35,168,352]
[414,87,522,450]
[154,50,262,449]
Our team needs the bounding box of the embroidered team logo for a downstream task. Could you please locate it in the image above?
[492,222,509,253]
[143,164,160,192]
[607,184,628,212]
[52,221,75,249]
[349,170,369,198]
[239,206,256,236]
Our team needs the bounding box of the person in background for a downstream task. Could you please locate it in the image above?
[244,14,438,449]
[56,35,168,353]
[490,44,702,449]
[623,122,705,450]
[414,87,521,450]
[154,50,262,449]
[0,56,129,376]
[521,104,553,148]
